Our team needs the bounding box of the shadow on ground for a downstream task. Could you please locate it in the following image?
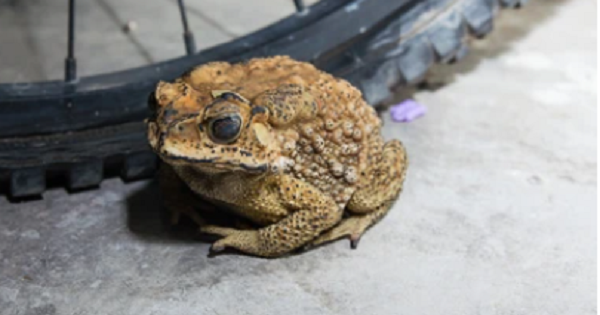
[124,178,202,243]
[124,176,244,247]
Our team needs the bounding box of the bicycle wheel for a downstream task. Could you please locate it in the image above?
[0,0,527,197]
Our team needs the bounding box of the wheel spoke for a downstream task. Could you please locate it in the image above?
[293,0,306,13]
[177,0,197,55]
[64,0,77,82]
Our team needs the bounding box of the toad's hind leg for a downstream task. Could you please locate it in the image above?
[310,140,408,249]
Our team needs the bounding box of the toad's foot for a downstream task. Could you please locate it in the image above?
[307,202,392,249]
[200,225,261,254]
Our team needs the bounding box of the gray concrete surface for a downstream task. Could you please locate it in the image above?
[0,0,597,314]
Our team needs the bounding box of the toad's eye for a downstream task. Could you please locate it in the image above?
[208,114,242,144]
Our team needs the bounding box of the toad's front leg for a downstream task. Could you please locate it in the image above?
[201,176,343,258]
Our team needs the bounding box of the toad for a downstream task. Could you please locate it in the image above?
[146,56,407,257]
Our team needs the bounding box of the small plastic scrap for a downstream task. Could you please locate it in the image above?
[390,99,426,122]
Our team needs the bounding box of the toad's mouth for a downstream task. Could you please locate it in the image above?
[156,148,269,174]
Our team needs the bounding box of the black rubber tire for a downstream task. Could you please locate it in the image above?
[0,0,527,197]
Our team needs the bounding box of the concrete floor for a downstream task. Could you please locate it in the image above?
[0,0,597,314]
[0,0,317,82]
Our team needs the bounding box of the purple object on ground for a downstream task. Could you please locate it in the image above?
[390,99,427,122]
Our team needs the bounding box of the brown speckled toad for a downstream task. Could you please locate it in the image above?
[146,56,408,257]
